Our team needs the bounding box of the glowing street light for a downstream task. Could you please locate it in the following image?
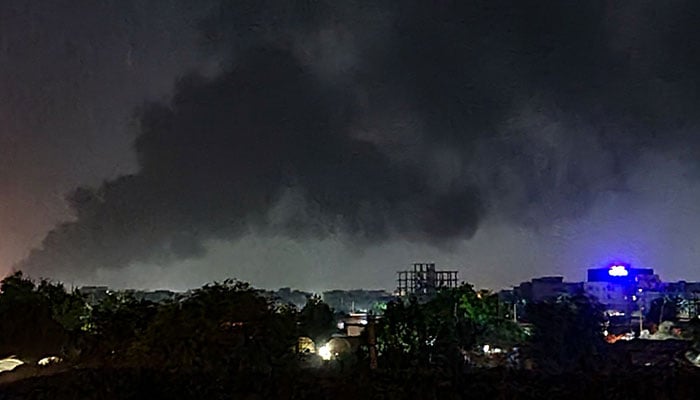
[318,344,333,361]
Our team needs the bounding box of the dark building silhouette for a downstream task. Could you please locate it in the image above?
[396,262,459,298]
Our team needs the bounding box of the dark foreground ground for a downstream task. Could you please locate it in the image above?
[1,365,699,400]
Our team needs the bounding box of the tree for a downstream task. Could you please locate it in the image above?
[376,284,525,370]
[36,280,87,333]
[298,295,335,344]
[377,296,430,368]
[646,296,679,325]
[85,292,157,362]
[0,271,87,359]
[128,279,297,374]
[526,294,607,373]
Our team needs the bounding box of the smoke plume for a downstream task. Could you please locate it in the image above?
[18,1,700,283]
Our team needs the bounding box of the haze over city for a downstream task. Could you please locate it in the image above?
[3,1,700,291]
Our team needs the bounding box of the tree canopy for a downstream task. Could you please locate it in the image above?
[377,284,525,370]
[526,294,607,373]
[0,271,87,358]
[298,295,336,344]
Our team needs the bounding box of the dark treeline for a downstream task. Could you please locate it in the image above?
[0,271,699,399]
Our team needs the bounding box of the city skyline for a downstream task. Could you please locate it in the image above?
[21,259,688,295]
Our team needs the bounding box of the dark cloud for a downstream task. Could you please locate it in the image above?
[18,44,482,275]
[0,0,220,270]
[15,1,700,284]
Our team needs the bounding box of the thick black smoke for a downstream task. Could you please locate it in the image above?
[19,45,481,274]
[19,0,700,277]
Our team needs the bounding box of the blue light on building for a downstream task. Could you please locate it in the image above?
[587,262,654,285]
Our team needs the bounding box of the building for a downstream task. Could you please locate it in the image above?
[322,289,393,313]
[586,264,656,286]
[584,264,658,316]
[510,276,582,304]
[396,262,459,299]
[338,312,370,337]
[77,286,109,305]
[133,289,177,303]
[584,264,700,328]
[478,260,700,327]
[514,276,582,303]
[505,276,582,321]
[584,281,628,314]
[271,287,312,309]
[77,286,179,306]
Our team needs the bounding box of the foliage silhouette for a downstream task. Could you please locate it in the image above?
[85,292,157,363]
[376,284,525,371]
[646,296,680,325]
[298,295,336,344]
[126,279,297,374]
[526,294,607,373]
[0,271,86,358]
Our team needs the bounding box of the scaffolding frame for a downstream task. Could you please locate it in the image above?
[396,262,459,297]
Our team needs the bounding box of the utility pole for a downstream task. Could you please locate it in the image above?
[367,313,378,370]
[636,288,644,336]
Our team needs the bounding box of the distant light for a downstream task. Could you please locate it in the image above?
[37,356,61,366]
[482,344,490,354]
[607,310,625,317]
[337,321,345,330]
[609,265,629,277]
[632,295,637,301]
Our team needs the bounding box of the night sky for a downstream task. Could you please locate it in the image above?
[3,1,700,291]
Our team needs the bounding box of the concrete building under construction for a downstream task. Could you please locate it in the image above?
[396,262,459,297]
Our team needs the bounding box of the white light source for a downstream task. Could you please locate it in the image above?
[609,265,628,277]
[318,344,332,361]
[0,357,24,373]
[37,356,62,366]
[482,344,490,354]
